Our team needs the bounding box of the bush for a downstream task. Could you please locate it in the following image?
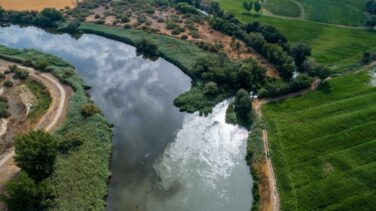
[135,39,159,60]
[234,89,253,128]
[81,103,100,117]
[15,131,58,181]
[14,68,29,80]
[58,133,84,154]
[204,81,219,96]
[3,80,13,87]
[58,20,81,33]
[1,172,52,210]
[35,59,48,71]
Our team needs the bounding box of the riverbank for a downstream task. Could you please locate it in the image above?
[0,44,112,210]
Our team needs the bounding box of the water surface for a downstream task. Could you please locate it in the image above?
[0,25,253,211]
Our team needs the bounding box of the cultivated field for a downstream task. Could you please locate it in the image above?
[297,0,367,26]
[264,0,302,18]
[262,68,376,210]
[0,0,78,11]
[217,0,376,72]
[259,0,366,26]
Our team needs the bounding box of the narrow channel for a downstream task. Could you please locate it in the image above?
[0,25,253,211]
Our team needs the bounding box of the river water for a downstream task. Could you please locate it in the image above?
[0,25,253,211]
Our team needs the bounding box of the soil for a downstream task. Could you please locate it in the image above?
[0,0,81,11]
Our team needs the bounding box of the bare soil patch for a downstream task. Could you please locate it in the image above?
[0,0,81,11]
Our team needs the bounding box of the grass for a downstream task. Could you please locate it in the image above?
[264,0,301,18]
[262,68,376,210]
[0,44,112,210]
[216,0,376,73]
[25,79,51,120]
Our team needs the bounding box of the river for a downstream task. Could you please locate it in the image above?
[0,25,253,211]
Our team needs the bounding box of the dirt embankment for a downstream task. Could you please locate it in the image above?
[0,59,71,204]
[85,5,280,78]
[251,79,321,211]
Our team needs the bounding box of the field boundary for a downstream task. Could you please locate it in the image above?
[252,79,321,211]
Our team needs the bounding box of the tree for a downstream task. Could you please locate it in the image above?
[15,131,58,181]
[291,42,312,70]
[242,1,253,13]
[204,81,219,96]
[234,89,253,127]
[135,39,159,61]
[1,172,51,210]
[0,6,4,21]
[254,1,262,14]
[363,51,371,64]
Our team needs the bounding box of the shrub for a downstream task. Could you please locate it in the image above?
[135,39,159,60]
[35,59,48,71]
[1,172,52,210]
[14,68,29,80]
[3,80,13,87]
[234,89,253,128]
[81,103,100,117]
[58,133,84,154]
[204,81,219,96]
[15,131,58,181]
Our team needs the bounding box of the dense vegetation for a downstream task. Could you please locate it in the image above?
[263,69,376,210]
[216,0,376,72]
[366,0,376,29]
[0,44,112,210]
[2,131,57,210]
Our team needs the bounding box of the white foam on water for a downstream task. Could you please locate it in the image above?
[149,100,253,211]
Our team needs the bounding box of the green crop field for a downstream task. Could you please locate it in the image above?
[263,0,301,18]
[254,0,366,26]
[297,0,367,26]
[216,0,376,72]
[262,67,376,210]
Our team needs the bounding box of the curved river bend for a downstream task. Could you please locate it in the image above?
[0,25,253,211]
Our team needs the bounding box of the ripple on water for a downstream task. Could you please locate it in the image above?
[149,100,253,211]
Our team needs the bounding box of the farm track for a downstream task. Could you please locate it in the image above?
[0,62,69,184]
[253,79,321,211]
[262,3,366,29]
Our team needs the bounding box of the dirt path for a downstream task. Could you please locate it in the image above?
[252,79,321,211]
[291,0,304,19]
[0,61,70,190]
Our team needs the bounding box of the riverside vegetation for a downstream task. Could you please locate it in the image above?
[0,45,112,210]
[0,0,374,210]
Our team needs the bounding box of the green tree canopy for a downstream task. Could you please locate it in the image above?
[292,42,312,70]
[1,171,51,210]
[234,89,253,127]
[15,130,58,181]
[242,1,253,13]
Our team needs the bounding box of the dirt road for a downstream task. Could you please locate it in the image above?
[0,61,70,192]
[253,79,321,211]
